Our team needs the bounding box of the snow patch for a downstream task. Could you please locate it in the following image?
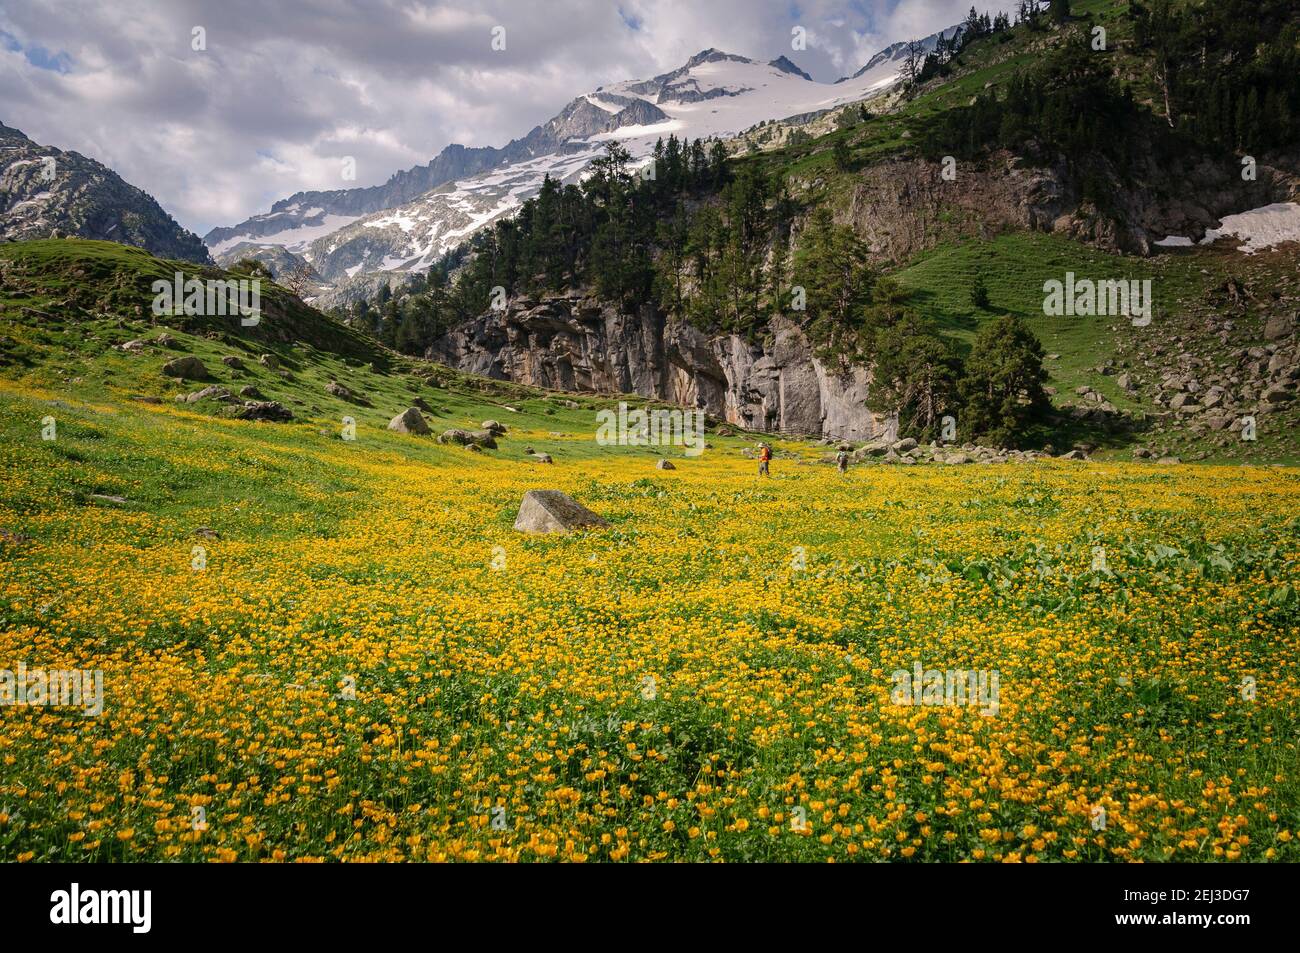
[1201,202,1300,254]
[208,213,361,256]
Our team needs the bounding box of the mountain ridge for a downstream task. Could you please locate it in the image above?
[0,121,211,264]
[202,30,960,289]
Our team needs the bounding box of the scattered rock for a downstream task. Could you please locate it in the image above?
[238,401,293,422]
[656,459,676,470]
[259,354,279,369]
[1261,384,1292,405]
[482,419,507,435]
[193,527,220,540]
[221,355,245,370]
[438,428,494,448]
[89,493,128,505]
[513,490,609,534]
[388,407,431,435]
[530,453,553,464]
[238,385,264,399]
[1263,313,1294,341]
[325,381,353,399]
[162,356,207,380]
[181,385,232,403]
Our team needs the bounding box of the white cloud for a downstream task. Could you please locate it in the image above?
[0,0,1010,235]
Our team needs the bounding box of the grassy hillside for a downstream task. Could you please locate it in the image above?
[891,232,1300,463]
[0,239,752,468]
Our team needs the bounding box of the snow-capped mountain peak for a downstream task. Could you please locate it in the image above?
[207,32,958,298]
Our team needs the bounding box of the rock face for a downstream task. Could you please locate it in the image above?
[838,150,1299,262]
[431,295,886,441]
[513,490,609,534]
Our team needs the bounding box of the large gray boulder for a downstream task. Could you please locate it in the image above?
[1264,313,1294,341]
[389,408,431,434]
[162,356,207,380]
[438,428,496,448]
[513,490,609,534]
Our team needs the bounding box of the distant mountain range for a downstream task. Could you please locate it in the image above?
[202,27,961,299]
[0,122,210,264]
[0,26,960,293]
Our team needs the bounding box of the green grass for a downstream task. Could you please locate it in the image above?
[892,233,1161,391]
[0,241,773,492]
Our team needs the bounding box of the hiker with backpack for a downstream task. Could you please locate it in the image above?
[836,448,850,474]
[758,443,772,477]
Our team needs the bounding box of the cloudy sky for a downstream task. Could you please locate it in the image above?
[1,0,1011,237]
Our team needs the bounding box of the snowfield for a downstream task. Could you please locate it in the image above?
[1201,202,1300,254]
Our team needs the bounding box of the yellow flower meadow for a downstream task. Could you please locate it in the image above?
[1,399,1297,862]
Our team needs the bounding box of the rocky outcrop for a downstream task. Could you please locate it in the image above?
[430,294,886,440]
[0,122,211,263]
[836,150,1300,263]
